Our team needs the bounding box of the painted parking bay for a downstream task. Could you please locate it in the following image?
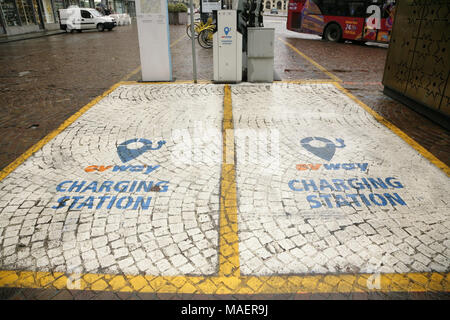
[232,83,450,276]
[0,84,224,277]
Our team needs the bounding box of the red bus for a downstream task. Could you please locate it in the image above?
[287,0,396,43]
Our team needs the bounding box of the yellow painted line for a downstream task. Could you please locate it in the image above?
[275,79,337,84]
[121,80,213,85]
[0,270,448,294]
[278,37,342,82]
[333,82,450,177]
[279,40,447,175]
[343,81,383,86]
[0,85,205,185]
[0,81,125,183]
[122,65,141,82]
[219,85,240,278]
[0,32,194,183]
[170,33,187,48]
[122,33,187,81]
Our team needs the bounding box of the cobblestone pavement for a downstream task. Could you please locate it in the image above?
[0,18,449,172]
[232,83,449,276]
[0,23,193,173]
[0,84,223,277]
[0,82,448,299]
[0,18,449,300]
[267,16,450,166]
[2,286,448,300]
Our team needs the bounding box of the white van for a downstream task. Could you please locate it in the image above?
[58,7,116,32]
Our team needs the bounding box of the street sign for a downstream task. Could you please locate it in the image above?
[201,0,222,13]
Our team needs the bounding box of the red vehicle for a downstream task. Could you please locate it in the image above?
[287,0,396,43]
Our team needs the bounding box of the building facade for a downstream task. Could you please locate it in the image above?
[264,0,287,13]
[0,0,136,36]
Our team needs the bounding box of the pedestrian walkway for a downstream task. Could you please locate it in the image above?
[0,30,65,44]
[0,81,448,296]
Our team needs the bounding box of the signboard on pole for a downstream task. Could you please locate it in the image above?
[201,0,222,13]
[136,0,172,81]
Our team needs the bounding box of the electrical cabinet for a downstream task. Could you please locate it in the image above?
[247,27,275,82]
[213,10,243,83]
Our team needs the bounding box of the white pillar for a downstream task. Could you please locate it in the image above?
[135,0,172,81]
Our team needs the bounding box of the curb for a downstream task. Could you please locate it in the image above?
[0,31,66,44]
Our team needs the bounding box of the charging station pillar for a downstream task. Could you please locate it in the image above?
[136,0,172,81]
[213,10,242,83]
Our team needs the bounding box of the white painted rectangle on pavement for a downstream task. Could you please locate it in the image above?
[232,83,450,276]
[0,84,224,276]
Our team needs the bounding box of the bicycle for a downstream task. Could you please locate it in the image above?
[197,26,215,49]
[186,17,213,39]
[193,17,215,49]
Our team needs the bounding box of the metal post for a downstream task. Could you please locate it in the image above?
[189,0,197,83]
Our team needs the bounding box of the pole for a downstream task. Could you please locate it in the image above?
[189,0,198,83]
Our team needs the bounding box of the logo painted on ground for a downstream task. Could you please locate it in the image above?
[117,138,166,163]
[230,83,450,276]
[296,163,368,172]
[300,137,345,161]
[288,176,406,209]
[291,137,405,209]
[53,138,169,211]
[297,138,362,173]
[84,164,160,174]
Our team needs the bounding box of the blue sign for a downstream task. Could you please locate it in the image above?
[300,137,345,161]
[117,138,166,163]
[224,27,230,35]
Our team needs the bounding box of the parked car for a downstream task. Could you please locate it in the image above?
[270,8,278,14]
[58,7,116,32]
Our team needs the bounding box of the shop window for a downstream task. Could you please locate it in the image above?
[31,0,43,26]
[41,0,55,23]
[0,0,22,26]
[79,0,90,8]
[125,0,135,17]
[52,0,64,23]
[16,0,36,25]
[114,0,124,14]
[52,0,64,11]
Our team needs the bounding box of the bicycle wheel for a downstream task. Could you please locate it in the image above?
[198,29,214,49]
[187,21,202,39]
[186,23,193,38]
